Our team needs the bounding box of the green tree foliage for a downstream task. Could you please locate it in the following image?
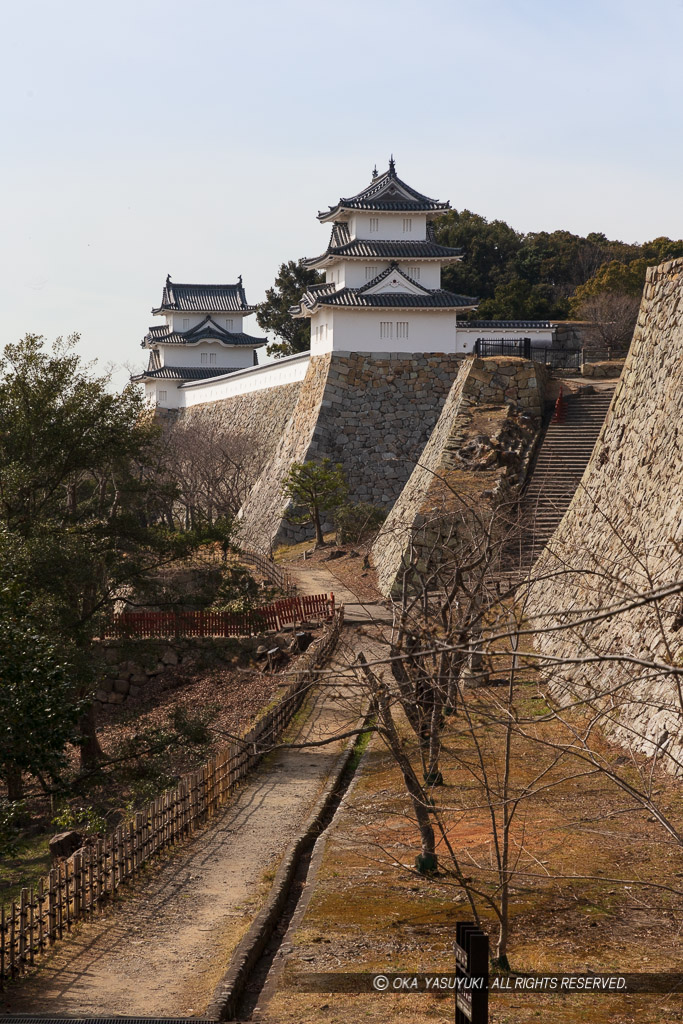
[433,209,683,321]
[334,501,386,545]
[282,459,348,547]
[256,260,323,357]
[0,598,82,801]
[0,335,215,766]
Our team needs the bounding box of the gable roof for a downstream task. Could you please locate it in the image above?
[132,365,242,382]
[290,264,477,315]
[305,221,463,267]
[318,158,450,222]
[141,315,266,349]
[153,276,255,314]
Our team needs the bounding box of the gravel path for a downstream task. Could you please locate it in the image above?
[0,643,363,1020]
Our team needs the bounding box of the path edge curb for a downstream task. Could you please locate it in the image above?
[206,710,366,1021]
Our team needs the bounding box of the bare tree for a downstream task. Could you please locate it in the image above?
[158,417,261,531]
[574,291,640,358]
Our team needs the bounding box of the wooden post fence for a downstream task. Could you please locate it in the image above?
[0,606,344,989]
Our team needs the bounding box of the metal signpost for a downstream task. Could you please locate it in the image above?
[455,921,489,1024]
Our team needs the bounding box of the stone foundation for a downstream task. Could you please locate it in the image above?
[239,352,467,551]
[527,258,683,769]
[372,356,547,595]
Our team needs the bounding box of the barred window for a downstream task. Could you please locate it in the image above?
[403,218,412,233]
[380,321,393,340]
[182,318,190,330]
[396,322,409,339]
[209,353,216,365]
[226,319,234,331]
[158,390,167,402]
[369,217,379,233]
[365,266,376,280]
[406,265,420,281]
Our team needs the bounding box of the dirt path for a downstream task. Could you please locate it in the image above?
[0,638,364,1019]
[288,563,393,625]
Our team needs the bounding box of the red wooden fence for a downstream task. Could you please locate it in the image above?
[103,593,335,639]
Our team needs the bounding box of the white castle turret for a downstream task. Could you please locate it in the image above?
[290,158,479,355]
[133,275,267,407]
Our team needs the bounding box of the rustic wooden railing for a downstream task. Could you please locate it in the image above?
[102,593,334,639]
[0,606,345,988]
[238,547,294,594]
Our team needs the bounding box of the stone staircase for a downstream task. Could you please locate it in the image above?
[513,384,616,572]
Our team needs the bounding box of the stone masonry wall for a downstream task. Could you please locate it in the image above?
[171,380,302,490]
[239,352,466,551]
[372,356,547,595]
[527,259,683,768]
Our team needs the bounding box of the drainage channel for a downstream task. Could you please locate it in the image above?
[231,725,371,1023]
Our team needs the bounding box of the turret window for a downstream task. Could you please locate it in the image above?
[182,318,190,330]
[365,266,376,281]
[210,353,216,365]
[158,390,167,402]
[396,322,409,339]
[403,218,412,233]
[380,322,393,340]
[369,218,379,233]
[226,319,234,331]
[406,266,421,281]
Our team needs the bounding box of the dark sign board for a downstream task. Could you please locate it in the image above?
[455,921,489,1024]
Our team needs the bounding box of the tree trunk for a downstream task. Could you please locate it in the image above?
[79,703,103,769]
[313,507,325,547]
[6,766,24,802]
[494,882,510,970]
[358,653,437,868]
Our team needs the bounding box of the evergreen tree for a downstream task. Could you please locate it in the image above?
[256,260,323,357]
[282,459,348,548]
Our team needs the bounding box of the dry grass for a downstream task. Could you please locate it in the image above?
[265,680,683,1024]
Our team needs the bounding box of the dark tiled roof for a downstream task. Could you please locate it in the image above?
[132,366,241,381]
[290,261,477,314]
[309,289,478,309]
[319,159,450,221]
[464,320,553,329]
[142,315,266,348]
[152,276,255,313]
[305,222,463,266]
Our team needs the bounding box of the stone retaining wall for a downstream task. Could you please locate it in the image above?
[94,637,256,704]
[239,352,466,551]
[527,258,683,768]
[372,356,547,595]
[172,380,302,491]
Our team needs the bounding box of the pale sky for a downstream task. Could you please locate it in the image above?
[2,0,682,388]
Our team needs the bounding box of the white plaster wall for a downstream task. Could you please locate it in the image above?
[348,213,428,241]
[310,312,333,356]
[157,342,255,369]
[325,310,458,354]
[180,353,310,406]
[164,312,247,333]
[145,382,184,409]
[330,261,442,290]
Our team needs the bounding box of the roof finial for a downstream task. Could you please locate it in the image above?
[372,164,378,180]
[238,274,243,287]
[389,154,396,175]
[166,273,171,286]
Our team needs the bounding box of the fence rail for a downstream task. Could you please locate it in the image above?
[102,593,334,639]
[238,548,294,595]
[0,607,345,989]
[474,338,582,369]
